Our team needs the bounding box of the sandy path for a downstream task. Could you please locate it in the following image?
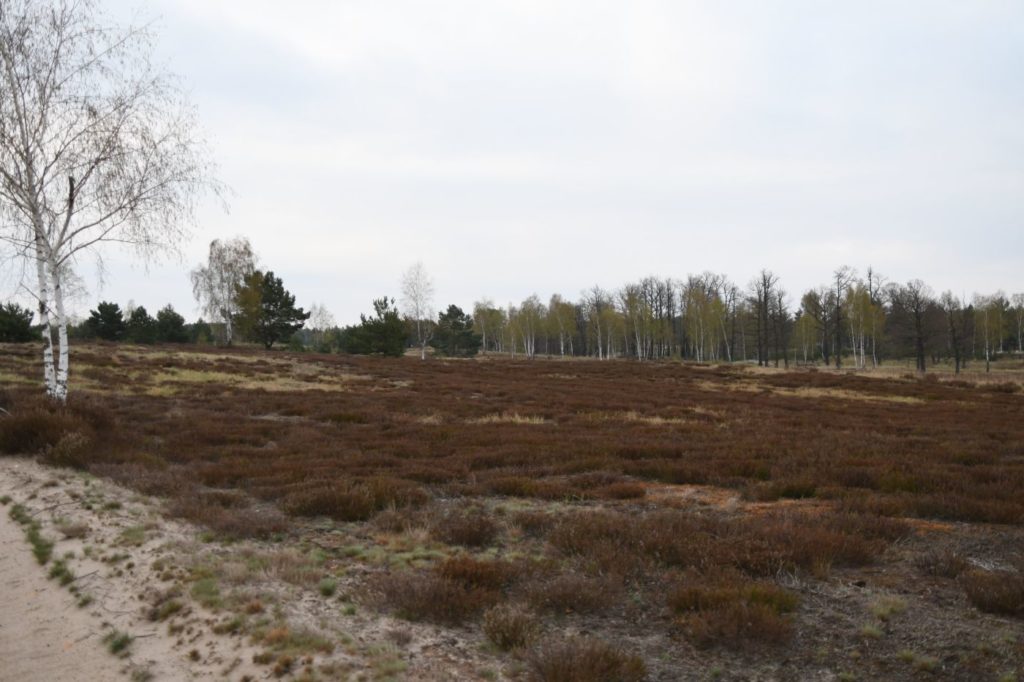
[0,502,124,682]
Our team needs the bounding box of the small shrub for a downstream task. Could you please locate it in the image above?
[914,548,968,578]
[525,573,618,615]
[431,511,499,548]
[0,408,75,454]
[511,510,554,538]
[284,477,427,522]
[668,576,798,647]
[961,570,1024,617]
[483,604,540,651]
[527,636,646,682]
[318,577,337,597]
[437,555,515,591]
[103,630,133,655]
[375,571,498,624]
[168,494,288,540]
[48,558,75,586]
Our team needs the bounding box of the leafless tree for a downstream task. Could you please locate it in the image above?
[401,261,434,360]
[0,0,219,400]
[831,266,856,368]
[190,237,256,346]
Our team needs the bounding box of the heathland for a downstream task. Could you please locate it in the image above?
[0,344,1022,681]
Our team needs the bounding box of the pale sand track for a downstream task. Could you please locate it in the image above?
[0,501,124,682]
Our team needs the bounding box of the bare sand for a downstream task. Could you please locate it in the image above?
[0,490,124,682]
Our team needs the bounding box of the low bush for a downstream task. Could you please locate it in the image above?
[375,571,499,624]
[284,477,427,522]
[669,575,798,648]
[527,636,646,682]
[961,570,1024,617]
[524,573,619,615]
[431,510,499,548]
[168,494,288,539]
[914,548,968,578]
[482,604,540,651]
[437,555,515,591]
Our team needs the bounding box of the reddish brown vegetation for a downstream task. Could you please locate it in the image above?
[2,344,1023,675]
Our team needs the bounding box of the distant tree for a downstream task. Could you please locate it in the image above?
[1013,293,1024,353]
[888,280,934,373]
[232,270,265,342]
[243,271,310,349]
[940,292,972,374]
[191,238,257,346]
[974,293,1006,373]
[749,270,779,367]
[156,305,189,343]
[798,288,830,365]
[431,305,482,357]
[188,319,214,345]
[342,297,406,357]
[308,303,336,352]
[0,303,37,342]
[85,302,126,341]
[125,306,157,344]
[401,262,435,360]
[831,266,856,368]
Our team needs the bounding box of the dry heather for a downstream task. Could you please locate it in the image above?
[1,342,1023,680]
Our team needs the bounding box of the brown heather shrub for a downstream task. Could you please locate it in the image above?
[284,486,375,521]
[669,574,799,648]
[89,463,187,497]
[511,510,554,538]
[524,573,620,615]
[685,602,794,648]
[527,636,646,682]
[594,481,646,499]
[0,408,81,455]
[431,510,499,547]
[438,555,515,591]
[0,394,118,468]
[284,477,427,522]
[960,570,1024,617]
[482,604,540,651]
[168,494,288,539]
[375,571,498,624]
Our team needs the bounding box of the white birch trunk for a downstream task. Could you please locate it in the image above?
[49,257,70,401]
[34,234,58,397]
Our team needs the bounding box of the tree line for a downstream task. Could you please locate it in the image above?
[5,259,1020,374]
[460,268,1022,373]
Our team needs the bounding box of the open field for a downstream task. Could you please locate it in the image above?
[1,343,1023,681]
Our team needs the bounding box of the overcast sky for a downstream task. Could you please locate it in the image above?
[8,0,1021,324]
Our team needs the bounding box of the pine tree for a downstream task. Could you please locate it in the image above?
[243,270,310,349]
[431,305,482,357]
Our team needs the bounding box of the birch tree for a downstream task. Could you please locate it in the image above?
[190,237,255,346]
[0,0,217,400]
[401,261,434,360]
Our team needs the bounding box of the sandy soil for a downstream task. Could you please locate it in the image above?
[0,490,124,682]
